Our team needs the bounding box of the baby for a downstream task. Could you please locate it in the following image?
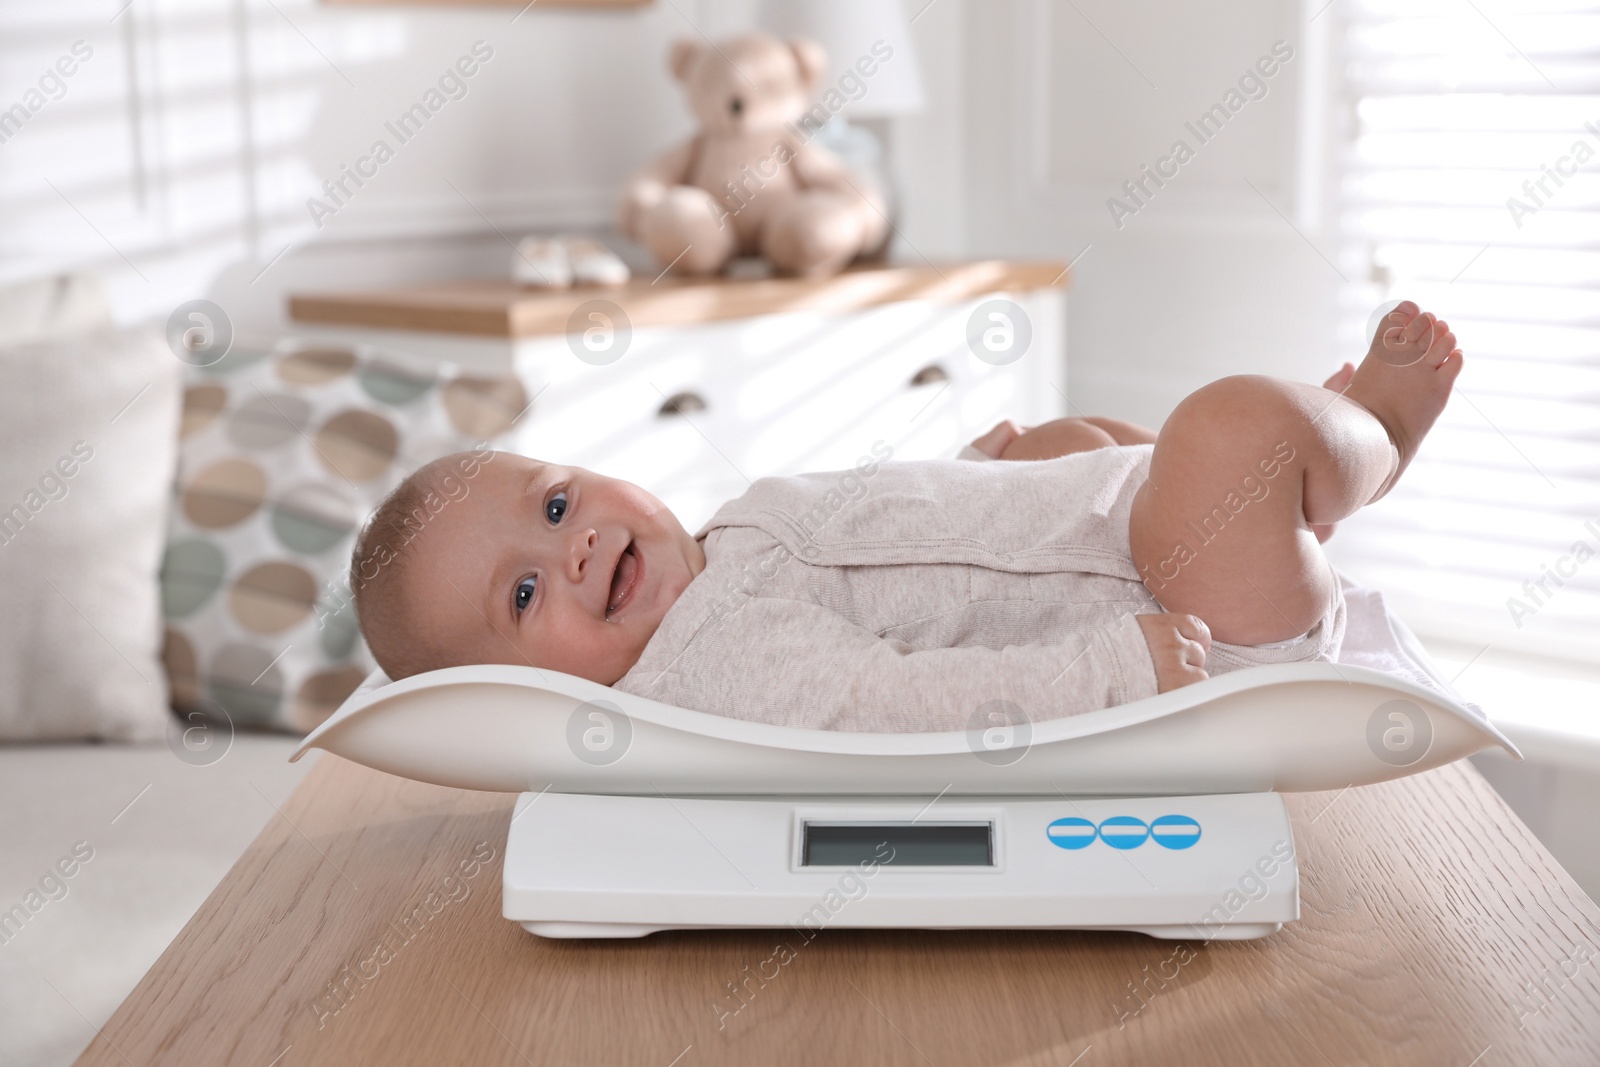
[350,301,1461,731]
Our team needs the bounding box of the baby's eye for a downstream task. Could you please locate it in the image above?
[545,490,568,525]
[514,576,537,615]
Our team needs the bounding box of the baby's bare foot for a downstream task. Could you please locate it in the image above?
[1339,300,1464,505]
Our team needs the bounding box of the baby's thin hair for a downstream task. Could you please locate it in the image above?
[350,453,478,680]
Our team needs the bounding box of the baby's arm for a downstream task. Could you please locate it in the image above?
[1136,612,1211,693]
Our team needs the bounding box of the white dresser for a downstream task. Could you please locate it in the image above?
[290,261,1069,531]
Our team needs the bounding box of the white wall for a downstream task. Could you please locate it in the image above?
[912,0,1345,428]
[0,0,758,336]
[2,0,1338,422]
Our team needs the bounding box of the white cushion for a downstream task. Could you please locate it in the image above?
[0,272,111,347]
[0,323,181,740]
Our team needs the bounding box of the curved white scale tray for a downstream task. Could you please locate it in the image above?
[290,662,1519,796]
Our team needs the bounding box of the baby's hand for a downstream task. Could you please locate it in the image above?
[969,420,1026,459]
[1135,612,1211,693]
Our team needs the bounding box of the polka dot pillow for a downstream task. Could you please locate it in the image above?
[160,342,528,734]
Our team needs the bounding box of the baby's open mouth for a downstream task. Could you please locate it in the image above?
[606,539,641,617]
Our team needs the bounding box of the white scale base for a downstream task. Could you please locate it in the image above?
[503,791,1298,941]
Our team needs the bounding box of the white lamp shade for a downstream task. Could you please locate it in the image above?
[760,0,926,118]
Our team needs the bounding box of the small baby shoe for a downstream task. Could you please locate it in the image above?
[512,235,572,287]
[564,237,630,287]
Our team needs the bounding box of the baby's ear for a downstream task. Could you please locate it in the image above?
[788,38,828,89]
[668,39,700,82]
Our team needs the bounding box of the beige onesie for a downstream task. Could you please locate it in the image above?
[612,441,1345,732]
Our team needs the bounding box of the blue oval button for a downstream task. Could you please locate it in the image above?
[1150,815,1202,850]
[1046,817,1097,850]
[1097,816,1150,850]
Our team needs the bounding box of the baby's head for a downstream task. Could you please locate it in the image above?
[350,451,705,684]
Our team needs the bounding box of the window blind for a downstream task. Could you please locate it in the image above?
[1327,0,1600,666]
[0,1,276,303]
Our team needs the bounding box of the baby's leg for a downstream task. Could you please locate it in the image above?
[1128,302,1461,645]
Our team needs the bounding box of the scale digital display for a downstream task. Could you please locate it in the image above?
[802,822,994,867]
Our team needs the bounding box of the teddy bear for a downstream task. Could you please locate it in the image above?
[617,33,889,278]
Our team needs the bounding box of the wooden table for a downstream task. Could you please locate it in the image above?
[76,755,1600,1066]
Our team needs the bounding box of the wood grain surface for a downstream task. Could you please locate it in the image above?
[287,261,1069,338]
[74,755,1600,1066]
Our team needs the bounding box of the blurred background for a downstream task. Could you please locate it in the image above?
[2,0,1596,1063]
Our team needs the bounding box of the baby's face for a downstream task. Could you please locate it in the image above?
[407,455,705,684]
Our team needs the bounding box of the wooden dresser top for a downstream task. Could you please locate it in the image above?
[288,260,1068,339]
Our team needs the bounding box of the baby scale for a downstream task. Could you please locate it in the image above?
[292,661,1516,942]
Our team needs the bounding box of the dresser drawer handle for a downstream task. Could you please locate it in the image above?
[909,363,949,387]
[657,391,708,417]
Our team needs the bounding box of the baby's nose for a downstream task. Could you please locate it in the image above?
[571,529,598,578]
